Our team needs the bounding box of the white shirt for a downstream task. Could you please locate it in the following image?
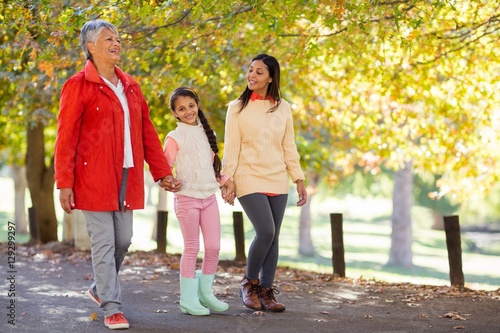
[101,76,134,168]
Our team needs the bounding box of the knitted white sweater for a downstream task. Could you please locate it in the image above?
[167,122,219,199]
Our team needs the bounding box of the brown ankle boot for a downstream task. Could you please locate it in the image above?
[239,276,262,311]
[259,287,286,312]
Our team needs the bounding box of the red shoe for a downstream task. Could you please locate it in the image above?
[104,313,129,330]
[86,288,101,306]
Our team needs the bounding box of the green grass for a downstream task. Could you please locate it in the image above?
[1,176,499,291]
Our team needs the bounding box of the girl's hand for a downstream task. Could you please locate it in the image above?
[161,176,182,192]
[221,180,236,206]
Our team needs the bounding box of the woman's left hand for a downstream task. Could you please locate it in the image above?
[295,180,307,206]
[221,180,236,206]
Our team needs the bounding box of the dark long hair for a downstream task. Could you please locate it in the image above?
[169,87,222,179]
[236,54,282,114]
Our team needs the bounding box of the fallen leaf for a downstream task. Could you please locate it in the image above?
[364,314,373,319]
[89,312,98,321]
[282,284,298,292]
[253,311,265,316]
[453,326,465,329]
[418,314,428,319]
[441,312,466,320]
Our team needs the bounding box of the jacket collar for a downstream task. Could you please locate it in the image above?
[83,60,137,89]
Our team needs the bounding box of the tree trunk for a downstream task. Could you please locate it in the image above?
[25,122,58,243]
[431,210,444,230]
[11,165,28,234]
[387,160,413,268]
[298,173,318,256]
[62,212,74,243]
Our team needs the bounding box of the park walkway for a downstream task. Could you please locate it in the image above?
[1,242,499,333]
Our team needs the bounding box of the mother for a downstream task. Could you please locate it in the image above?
[222,54,307,313]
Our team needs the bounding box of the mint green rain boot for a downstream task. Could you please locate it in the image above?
[179,275,210,316]
[196,270,229,312]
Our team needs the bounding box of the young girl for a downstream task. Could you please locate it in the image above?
[164,87,235,316]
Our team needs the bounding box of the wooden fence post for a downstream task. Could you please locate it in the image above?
[443,215,465,287]
[233,211,246,262]
[156,210,168,254]
[330,213,345,277]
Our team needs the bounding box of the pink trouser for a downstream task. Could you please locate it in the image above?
[174,194,221,278]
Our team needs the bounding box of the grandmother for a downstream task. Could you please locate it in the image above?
[54,19,179,330]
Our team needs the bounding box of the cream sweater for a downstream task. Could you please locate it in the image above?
[222,98,304,198]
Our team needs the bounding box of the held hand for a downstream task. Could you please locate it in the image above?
[160,176,182,192]
[59,188,75,214]
[295,180,307,207]
[221,180,236,206]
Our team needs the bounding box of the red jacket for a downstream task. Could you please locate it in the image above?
[54,60,171,211]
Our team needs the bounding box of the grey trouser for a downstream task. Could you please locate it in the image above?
[82,168,133,317]
[238,193,288,288]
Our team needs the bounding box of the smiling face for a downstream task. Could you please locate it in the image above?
[172,95,199,126]
[87,28,121,66]
[246,59,272,98]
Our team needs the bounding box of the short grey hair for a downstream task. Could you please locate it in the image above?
[79,19,119,60]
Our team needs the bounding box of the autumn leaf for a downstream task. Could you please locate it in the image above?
[83,274,93,281]
[89,312,98,321]
[441,312,467,320]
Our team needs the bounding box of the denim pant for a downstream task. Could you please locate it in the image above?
[82,210,133,318]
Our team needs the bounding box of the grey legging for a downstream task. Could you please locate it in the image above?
[238,193,288,288]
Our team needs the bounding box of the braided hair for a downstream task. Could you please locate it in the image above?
[169,87,222,179]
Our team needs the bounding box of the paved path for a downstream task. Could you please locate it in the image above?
[1,244,499,333]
